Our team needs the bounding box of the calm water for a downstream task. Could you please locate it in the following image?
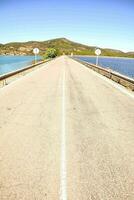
[0,56,41,75]
[76,56,134,79]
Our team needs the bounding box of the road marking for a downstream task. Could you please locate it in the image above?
[60,67,67,200]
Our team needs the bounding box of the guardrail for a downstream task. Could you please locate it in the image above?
[73,58,134,91]
[0,60,49,88]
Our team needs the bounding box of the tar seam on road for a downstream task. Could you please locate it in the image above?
[60,66,67,200]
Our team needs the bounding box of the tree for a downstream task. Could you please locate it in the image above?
[44,48,58,59]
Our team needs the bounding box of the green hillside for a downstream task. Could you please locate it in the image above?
[0,38,134,58]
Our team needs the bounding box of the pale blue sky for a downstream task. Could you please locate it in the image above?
[0,0,134,52]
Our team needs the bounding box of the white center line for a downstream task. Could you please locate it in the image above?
[60,67,67,200]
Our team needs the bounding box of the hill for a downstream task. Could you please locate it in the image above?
[0,38,134,58]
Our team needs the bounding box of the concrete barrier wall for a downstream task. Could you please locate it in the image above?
[73,58,134,91]
[0,60,49,88]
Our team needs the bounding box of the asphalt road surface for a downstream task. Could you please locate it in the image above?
[0,56,134,200]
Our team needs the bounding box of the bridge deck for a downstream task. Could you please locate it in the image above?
[0,56,134,199]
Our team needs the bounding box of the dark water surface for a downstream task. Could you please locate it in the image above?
[76,56,134,79]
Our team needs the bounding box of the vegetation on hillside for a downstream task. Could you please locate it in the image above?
[0,38,134,58]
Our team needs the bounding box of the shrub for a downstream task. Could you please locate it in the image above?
[44,48,58,59]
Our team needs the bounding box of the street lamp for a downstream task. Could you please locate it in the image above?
[95,49,101,66]
[33,48,40,64]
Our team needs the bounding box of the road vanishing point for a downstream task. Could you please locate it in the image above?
[0,56,134,200]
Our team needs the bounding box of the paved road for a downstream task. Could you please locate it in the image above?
[0,56,134,200]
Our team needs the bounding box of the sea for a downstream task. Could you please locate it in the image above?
[75,56,134,79]
[0,56,41,75]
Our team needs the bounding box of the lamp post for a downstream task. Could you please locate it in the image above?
[95,49,101,66]
[71,52,73,57]
[33,48,40,64]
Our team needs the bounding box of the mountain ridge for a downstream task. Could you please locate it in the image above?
[0,38,134,58]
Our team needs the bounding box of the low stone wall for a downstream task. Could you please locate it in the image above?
[73,58,134,91]
[0,60,49,88]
